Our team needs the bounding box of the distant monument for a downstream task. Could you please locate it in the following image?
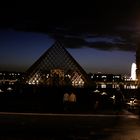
[131,63,137,80]
[25,41,90,87]
[136,48,140,86]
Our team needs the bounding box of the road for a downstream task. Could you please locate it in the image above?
[0,110,139,139]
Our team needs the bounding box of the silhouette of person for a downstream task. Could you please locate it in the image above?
[115,87,124,111]
[63,92,69,112]
[69,92,76,112]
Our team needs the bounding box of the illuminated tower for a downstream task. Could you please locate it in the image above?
[131,63,136,80]
[136,48,140,84]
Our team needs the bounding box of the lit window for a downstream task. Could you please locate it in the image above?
[101,84,106,88]
[0,89,3,92]
[101,76,106,78]
[7,87,12,91]
[114,76,120,78]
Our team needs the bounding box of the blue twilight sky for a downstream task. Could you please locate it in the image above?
[0,29,135,76]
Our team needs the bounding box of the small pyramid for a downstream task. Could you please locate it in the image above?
[25,41,90,87]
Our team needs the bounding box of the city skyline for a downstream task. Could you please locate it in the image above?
[0,29,135,76]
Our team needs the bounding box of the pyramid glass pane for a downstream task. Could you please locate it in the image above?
[25,41,90,87]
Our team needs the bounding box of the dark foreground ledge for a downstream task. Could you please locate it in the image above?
[0,110,138,140]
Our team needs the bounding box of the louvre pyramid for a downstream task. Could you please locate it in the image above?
[25,41,90,87]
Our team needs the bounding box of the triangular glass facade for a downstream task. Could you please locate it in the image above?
[25,41,89,87]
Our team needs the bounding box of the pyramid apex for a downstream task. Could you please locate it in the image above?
[55,40,66,47]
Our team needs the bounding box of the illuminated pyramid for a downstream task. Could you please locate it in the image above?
[25,41,90,87]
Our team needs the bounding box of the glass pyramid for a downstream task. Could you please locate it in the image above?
[25,41,90,87]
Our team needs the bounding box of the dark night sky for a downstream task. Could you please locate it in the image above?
[0,1,140,75]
